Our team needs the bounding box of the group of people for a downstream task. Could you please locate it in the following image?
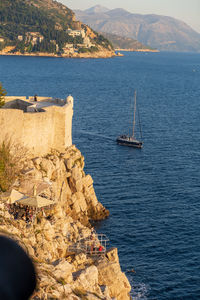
[7,203,35,223]
[88,232,105,255]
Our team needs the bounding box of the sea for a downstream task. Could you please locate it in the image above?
[1,52,200,299]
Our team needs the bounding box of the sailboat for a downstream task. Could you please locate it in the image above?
[116,91,143,148]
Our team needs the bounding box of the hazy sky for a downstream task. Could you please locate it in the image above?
[60,0,200,33]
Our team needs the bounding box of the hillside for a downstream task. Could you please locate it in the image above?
[75,6,200,52]
[101,32,156,51]
[0,0,114,57]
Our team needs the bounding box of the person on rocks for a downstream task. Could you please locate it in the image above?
[14,211,19,220]
[98,245,103,252]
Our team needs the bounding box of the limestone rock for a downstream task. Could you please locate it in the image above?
[74,265,99,292]
[65,158,73,170]
[74,253,87,266]
[75,179,83,192]
[96,249,131,300]
[71,165,83,181]
[71,192,87,213]
[59,222,69,236]
[63,284,72,295]
[40,158,54,179]
[54,259,73,283]
[32,157,42,168]
[42,221,55,241]
[67,295,80,300]
[82,175,93,188]
[106,247,119,264]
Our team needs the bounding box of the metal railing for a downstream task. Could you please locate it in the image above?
[68,233,109,256]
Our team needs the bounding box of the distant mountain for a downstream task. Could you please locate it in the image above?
[84,5,109,14]
[0,0,114,57]
[75,6,200,52]
[100,32,154,51]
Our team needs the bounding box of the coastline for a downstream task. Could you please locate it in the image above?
[115,48,159,52]
[0,50,117,59]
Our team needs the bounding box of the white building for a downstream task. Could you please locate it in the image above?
[18,36,23,41]
[66,29,86,39]
[63,43,74,54]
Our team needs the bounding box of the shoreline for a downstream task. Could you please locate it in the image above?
[0,50,117,59]
[115,48,159,52]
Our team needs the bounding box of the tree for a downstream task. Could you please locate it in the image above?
[0,141,26,192]
[0,82,7,108]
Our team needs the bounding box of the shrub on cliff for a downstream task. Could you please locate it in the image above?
[78,46,99,54]
[0,141,26,192]
[0,82,6,108]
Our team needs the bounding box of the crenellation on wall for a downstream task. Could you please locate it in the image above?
[5,96,53,102]
[0,95,74,156]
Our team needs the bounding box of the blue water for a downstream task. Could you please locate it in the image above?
[1,52,200,299]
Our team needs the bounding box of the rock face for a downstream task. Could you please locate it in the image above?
[0,146,131,299]
[17,145,109,225]
[97,248,131,300]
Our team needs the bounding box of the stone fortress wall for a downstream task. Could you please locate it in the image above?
[0,95,74,156]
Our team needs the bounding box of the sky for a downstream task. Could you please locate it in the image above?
[60,0,200,33]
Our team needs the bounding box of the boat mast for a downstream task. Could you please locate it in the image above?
[137,104,143,139]
[132,90,137,137]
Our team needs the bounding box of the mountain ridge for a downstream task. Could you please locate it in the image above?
[84,5,109,14]
[75,6,200,52]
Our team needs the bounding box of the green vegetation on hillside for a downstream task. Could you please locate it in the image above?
[0,140,27,192]
[94,33,114,50]
[100,32,153,50]
[78,46,99,54]
[0,83,6,108]
[0,0,113,54]
[0,0,75,53]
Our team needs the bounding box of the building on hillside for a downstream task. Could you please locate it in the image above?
[83,36,95,48]
[77,36,95,49]
[25,32,44,45]
[18,36,23,41]
[0,96,74,156]
[63,43,74,54]
[0,37,5,43]
[66,29,86,39]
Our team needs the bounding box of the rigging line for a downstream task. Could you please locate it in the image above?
[133,90,137,137]
[128,91,133,137]
[136,98,143,139]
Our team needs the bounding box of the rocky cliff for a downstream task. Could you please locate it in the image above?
[0,145,131,299]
